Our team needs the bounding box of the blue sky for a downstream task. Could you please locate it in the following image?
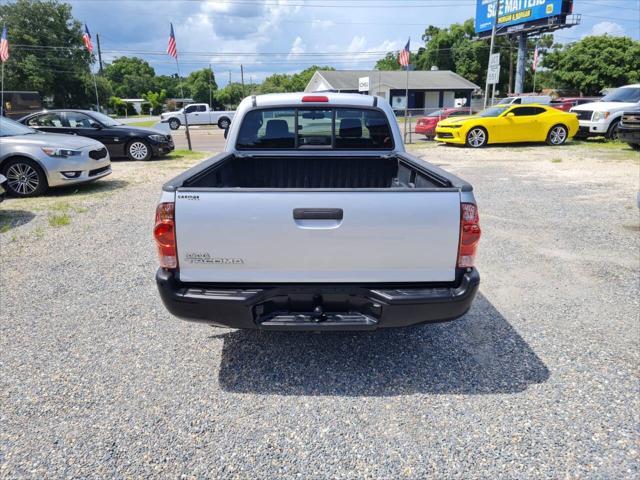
[67,0,640,86]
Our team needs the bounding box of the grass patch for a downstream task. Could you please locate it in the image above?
[48,213,71,227]
[551,158,562,163]
[127,120,158,128]
[0,224,10,233]
[573,139,629,150]
[165,149,209,160]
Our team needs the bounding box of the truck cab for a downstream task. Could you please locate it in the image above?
[154,93,481,331]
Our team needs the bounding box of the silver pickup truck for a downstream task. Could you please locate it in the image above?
[154,92,481,331]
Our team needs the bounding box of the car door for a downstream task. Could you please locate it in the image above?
[62,111,118,154]
[24,112,68,134]
[499,106,543,142]
[184,105,205,125]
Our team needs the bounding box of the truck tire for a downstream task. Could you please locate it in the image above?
[606,119,620,141]
[546,124,568,146]
[127,139,152,161]
[465,127,487,148]
[2,157,48,197]
[218,117,231,129]
[168,118,181,130]
[630,144,640,151]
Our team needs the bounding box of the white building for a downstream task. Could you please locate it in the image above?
[305,70,480,112]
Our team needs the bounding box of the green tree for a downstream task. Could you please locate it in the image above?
[258,66,334,94]
[183,67,218,104]
[542,35,640,95]
[214,82,246,108]
[0,0,95,107]
[375,52,403,71]
[143,90,167,115]
[103,56,156,98]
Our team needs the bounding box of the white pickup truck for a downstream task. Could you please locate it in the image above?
[154,92,481,331]
[160,103,235,130]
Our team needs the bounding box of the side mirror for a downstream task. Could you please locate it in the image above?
[505,112,515,118]
[223,126,229,139]
[90,122,102,129]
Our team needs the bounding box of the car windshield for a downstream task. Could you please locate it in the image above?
[479,106,509,117]
[88,111,123,126]
[0,117,38,136]
[427,109,445,117]
[497,98,514,105]
[601,87,640,103]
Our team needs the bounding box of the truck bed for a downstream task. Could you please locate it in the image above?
[166,153,470,191]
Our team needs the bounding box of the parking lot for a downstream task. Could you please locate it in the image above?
[1,132,638,477]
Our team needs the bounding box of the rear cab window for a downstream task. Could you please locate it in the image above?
[236,107,394,150]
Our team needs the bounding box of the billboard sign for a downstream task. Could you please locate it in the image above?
[475,0,569,35]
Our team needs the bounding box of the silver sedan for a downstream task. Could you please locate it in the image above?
[0,117,111,197]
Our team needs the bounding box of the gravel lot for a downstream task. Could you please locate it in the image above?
[1,137,638,478]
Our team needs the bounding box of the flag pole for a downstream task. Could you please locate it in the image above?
[174,54,192,151]
[1,61,4,117]
[403,38,410,144]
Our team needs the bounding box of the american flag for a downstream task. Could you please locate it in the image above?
[532,44,539,72]
[82,24,93,54]
[0,24,9,63]
[167,23,178,59]
[399,38,410,68]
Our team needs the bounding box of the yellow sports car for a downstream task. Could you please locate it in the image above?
[435,104,579,148]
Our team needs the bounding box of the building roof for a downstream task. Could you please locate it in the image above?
[309,70,480,91]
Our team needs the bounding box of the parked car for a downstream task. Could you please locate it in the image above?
[18,110,174,161]
[435,104,579,148]
[0,117,111,197]
[571,84,640,140]
[154,92,481,331]
[618,109,640,150]
[0,174,6,202]
[160,103,235,130]
[550,97,599,112]
[498,95,552,106]
[415,108,473,139]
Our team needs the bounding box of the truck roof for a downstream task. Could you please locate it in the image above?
[246,92,379,108]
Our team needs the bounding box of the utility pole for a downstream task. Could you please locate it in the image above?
[96,33,104,74]
[209,63,212,107]
[483,0,500,109]
[240,64,245,97]
[228,70,231,85]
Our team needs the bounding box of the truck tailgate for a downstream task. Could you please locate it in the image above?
[175,191,460,283]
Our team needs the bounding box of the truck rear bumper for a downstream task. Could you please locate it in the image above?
[156,268,480,331]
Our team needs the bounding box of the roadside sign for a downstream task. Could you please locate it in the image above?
[358,76,370,92]
[487,53,500,85]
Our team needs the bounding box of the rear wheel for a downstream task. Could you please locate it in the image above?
[465,127,487,148]
[218,117,231,129]
[127,140,152,161]
[630,143,640,151]
[2,158,48,197]
[606,119,620,140]
[168,118,181,130]
[546,124,568,146]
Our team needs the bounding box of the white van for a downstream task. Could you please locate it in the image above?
[498,95,552,106]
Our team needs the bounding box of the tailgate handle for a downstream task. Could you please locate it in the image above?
[293,208,343,220]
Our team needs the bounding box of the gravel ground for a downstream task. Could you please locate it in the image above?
[1,138,638,478]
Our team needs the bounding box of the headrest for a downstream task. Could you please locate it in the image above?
[339,118,362,138]
[265,119,290,137]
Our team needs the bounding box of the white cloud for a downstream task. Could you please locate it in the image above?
[311,19,335,29]
[589,21,625,37]
[287,36,306,60]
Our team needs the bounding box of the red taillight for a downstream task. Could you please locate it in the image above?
[154,202,177,269]
[458,203,481,268]
[302,95,329,103]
